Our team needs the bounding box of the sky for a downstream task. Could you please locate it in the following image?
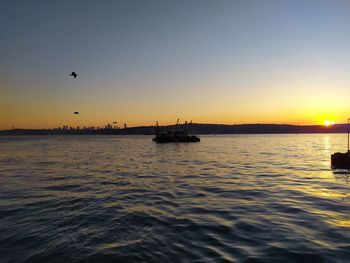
[1,0,350,129]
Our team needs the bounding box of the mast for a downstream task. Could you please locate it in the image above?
[155,121,159,134]
[176,118,180,132]
[347,118,350,152]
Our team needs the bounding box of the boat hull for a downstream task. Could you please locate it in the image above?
[152,135,200,143]
[331,152,350,168]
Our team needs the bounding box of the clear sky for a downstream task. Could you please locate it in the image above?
[1,0,350,129]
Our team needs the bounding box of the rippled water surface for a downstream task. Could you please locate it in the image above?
[0,135,349,263]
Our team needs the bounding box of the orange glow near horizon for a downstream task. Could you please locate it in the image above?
[0,83,347,130]
[1,80,348,130]
[1,72,349,130]
[0,109,345,130]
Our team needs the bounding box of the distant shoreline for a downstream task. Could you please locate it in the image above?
[0,123,348,135]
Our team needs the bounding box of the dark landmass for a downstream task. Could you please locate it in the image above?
[0,123,349,135]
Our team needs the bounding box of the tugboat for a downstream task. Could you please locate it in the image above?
[331,118,350,168]
[152,119,200,143]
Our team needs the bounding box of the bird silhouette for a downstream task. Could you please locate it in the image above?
[70,72,78,78]
[74,112,79,114]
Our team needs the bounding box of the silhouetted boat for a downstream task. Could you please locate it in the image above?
[331,118,350,168]
[153,130,200,143]
[152,119,200,143]
[331,152,350,168]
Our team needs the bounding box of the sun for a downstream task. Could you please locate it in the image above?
[324,120,334,126]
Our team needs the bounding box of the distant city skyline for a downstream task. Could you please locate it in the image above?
[1,0,350,130]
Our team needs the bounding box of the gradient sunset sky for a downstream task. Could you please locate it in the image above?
[1,0,350,129]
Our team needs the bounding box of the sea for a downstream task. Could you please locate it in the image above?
[0,134,349,263]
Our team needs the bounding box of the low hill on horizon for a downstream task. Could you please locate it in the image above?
[0,123,349,135]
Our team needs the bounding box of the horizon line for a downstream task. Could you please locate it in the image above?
[0,122,346,132]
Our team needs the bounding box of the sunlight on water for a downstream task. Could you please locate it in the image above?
[0,134,349,262]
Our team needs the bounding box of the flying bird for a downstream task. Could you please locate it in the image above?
[70,72,78,78]
[74,112,79,114]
